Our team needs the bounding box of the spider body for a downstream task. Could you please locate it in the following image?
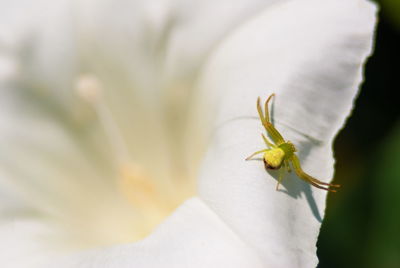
[263,142,295,170]
[263,147,285,169]
[246,94,340,192]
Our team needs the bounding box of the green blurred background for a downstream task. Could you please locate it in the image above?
[318,1,400,267]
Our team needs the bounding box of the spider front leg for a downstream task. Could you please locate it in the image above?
[246,133,276,161]
[257,95,285,145]
[245,149,268,161]
[262,133,276,148]
[264,93,275,123]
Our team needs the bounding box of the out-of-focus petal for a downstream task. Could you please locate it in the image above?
[1,220,61,268]
[42,198,263,268]
[73,0,280,94]
[197,0,377,267]
[163,0,282,81]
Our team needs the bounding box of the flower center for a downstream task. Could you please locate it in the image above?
[74,75,194,245]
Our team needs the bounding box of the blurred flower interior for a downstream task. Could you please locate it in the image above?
[0,0,398,267]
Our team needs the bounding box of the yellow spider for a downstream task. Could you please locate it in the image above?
[246,94,340,192]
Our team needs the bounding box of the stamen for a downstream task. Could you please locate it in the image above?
[76,74,130,163]
[75,74,177,239]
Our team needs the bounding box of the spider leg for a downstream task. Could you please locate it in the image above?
[264,93,275,123]
[290,155,340,192]
[257,96,285,145]
[245,149,268,161]
[276,164,286,191]
[262,133,276,148]
[303,179,336,192]
[285,160,292,173]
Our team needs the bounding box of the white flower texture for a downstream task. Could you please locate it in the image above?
[0,0,377,267]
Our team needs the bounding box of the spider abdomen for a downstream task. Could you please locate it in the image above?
[263,148,285,170]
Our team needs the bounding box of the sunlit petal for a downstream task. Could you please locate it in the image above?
[0,0,377,267]
[197,0,377,267]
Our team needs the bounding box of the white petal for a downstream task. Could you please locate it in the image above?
[0,0,79,105]
[0,219,62,268]
[197,0,377,267]
[41,198,263,268]
[163,0,283,81]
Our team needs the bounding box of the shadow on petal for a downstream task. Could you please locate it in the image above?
[266,143,323,223]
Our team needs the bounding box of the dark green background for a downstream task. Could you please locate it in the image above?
[318,1,400,267]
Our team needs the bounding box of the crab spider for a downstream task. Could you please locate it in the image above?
[245,94,340,192]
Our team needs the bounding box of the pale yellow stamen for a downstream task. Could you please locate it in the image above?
[75,74,184,240]
[76,74,129,163]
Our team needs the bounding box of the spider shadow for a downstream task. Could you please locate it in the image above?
[248,146,323,223]
[271,97,322,222]
[272,170,323,223]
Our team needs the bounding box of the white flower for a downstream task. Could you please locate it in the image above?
[0,0,377,267]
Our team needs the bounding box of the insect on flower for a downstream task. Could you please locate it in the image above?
[245,94,340,192]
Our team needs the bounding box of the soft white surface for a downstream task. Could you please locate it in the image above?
[0,0,377,267]
[197,0,376,267]
[42,198,264,268]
